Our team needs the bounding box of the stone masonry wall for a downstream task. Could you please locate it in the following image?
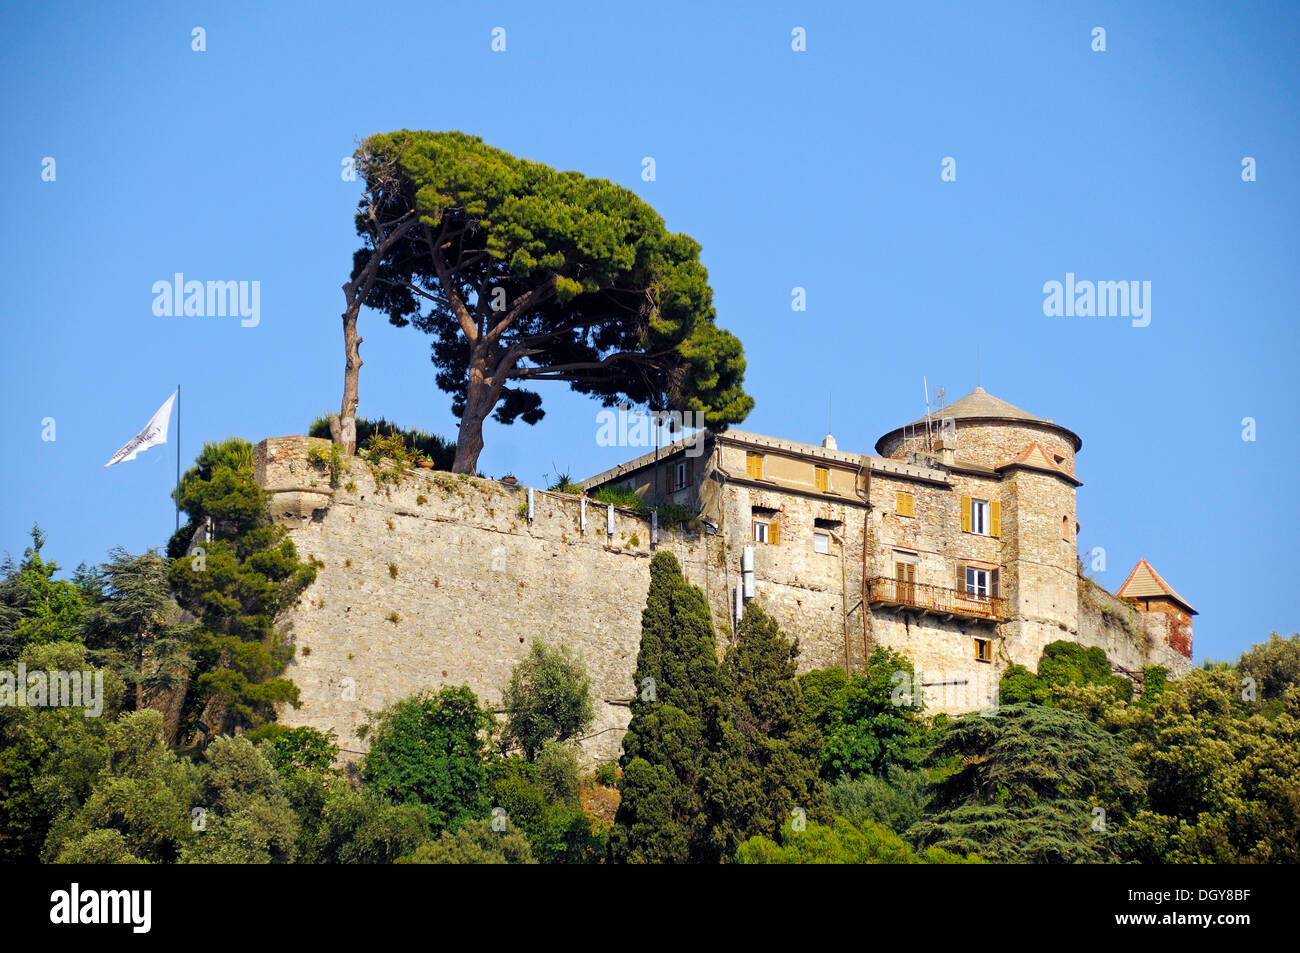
[258,436,855,764]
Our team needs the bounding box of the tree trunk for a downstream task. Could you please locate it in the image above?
[452,371,494,474]
[329,289,363,455]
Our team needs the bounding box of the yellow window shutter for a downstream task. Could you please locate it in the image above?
[961,496,972,533]
[770,520,780,545]
[990,500,1002,537]
[897,492,914,517]
[747,453,763,480]
[815,466,828,492]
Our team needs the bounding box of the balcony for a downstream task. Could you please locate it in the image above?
[867,576,1006,623]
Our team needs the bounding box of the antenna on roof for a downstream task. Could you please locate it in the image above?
[922,376,932,452]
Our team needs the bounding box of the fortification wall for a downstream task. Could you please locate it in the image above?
[258,436,719,763]
[257,435,1192,763]
[1076,576,1193,687]
[257,436,850,764]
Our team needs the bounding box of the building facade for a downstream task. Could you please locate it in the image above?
[580,387,1194,711]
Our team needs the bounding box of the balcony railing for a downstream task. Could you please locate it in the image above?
[867,576,1006,623]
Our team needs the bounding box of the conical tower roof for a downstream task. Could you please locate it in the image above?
[874,387,1082,454]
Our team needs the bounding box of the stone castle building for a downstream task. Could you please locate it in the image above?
[257,387,1193,761]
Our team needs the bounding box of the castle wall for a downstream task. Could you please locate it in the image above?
[1076,577,1194,686]
[258,437,855,764]
[258,420,1193,762]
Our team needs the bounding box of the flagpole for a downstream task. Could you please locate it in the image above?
[175,384,181,532]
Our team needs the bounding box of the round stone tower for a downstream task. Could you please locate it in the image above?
[874,386,1081,475]
[874,387,1085,677]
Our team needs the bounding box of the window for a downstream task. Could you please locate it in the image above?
[814,465,829,492]
[894,560,917,602]
[751,507,780,544]
[746,452,764,480]
[1061,515,1071,541]
[966,567,990,599]
[896,492,915,517]
[672,460,690,491]
[813,532,830,554]
[974,638,993,663]
[961,496,1000,536]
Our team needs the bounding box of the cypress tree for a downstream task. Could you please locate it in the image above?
[611,551,723,863]
[707,602,830,859]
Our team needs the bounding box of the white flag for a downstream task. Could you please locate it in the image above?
[104,391,177,468]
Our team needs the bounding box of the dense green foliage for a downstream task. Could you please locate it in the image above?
[735,816,980,864]
[706,603,830,857]
[308,414,456,470]
[2,487,1297,864]
[908,704,1143,863]
[999,641,1134,706]
[800,649,930,781]
[166,439,320,735]
[587,483,701,525]
[359,687,497,832]
[610,551,724,863]
[501,641,594,759]
[350,129,753,472]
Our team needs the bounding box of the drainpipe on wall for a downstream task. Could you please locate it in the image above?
[854,456,872,663]
[828,529,851,670]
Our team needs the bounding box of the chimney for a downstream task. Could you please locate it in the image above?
[822,434,837,451]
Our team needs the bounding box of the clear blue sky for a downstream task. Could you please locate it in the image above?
[2,1,1296,665]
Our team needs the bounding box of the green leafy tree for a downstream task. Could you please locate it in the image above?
[254,726,340,863]
[829,768,931,835]
[1238,632,1300,707]
[314,787,430,864]
[0,526,89,659]
[489,753,605,864]
[398,818,537,864]
[0,642,123,862]
[908,704,1143,863]
[83,548,192,712]
[359,687,496,832]
[999,641,1134,707]
[332,129,753,471]
[706,602,830,857]
[735,816,981,865]
[800,650,930,782]
[501,640,594,759]
[180,735,298,863]
[611,551,724,863]
[308,415,456,470]
[1105,665,1300,863]
[46,709,198,864]
[167,438,319,735]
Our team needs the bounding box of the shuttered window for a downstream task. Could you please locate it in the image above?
[990,500,1001,538]
[896,492,915,517]
[815,466,829,492]
[746,452,764,480]
[961,496,972,533]
[769,520,780,545]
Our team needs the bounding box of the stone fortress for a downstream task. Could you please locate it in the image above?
[258,387,1194,761]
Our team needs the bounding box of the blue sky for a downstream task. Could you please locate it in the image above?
[2,1,1296,664]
